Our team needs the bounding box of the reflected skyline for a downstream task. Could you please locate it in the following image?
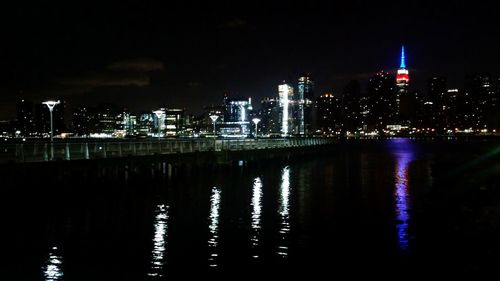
[277,166,291,257]
[394,149,414,252]
[148,204,169,278]
[208,186,221,267]
[250,177,263,258]
[9,139,495,279]
[43,246,63,281]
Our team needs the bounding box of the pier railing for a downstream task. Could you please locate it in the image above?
[0,138,334,163]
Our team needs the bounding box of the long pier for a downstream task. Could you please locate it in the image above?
[0,138,336,190]
[0,138,334,164]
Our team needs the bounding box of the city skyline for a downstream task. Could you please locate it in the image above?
[2,46,500,121]
[1,1,500,120]
[8,64,500,139]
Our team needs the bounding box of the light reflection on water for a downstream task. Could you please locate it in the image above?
[250,177,263,258]
[148,204,169,278]
[393,147,414,252]
[27,139,475,279]
[43,246,63,281]
[277,166,291,257]
[208,186,221,267]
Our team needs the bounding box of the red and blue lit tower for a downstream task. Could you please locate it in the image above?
[396,46,409,90]
[395,46,409,124]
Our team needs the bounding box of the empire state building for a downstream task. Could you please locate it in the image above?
[395,46,410,122]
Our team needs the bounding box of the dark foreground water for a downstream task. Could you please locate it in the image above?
[2,139,500,280]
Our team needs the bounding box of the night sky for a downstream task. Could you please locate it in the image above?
[1,0,499,119]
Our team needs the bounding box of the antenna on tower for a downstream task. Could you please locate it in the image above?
[400,45,406,69]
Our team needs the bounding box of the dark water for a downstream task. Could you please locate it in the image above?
[3,139,500,280]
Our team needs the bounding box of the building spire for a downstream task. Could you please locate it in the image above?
[400,45,406,69]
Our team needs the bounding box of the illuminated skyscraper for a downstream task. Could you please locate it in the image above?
[396,46,410,88]
[164,108,184,136]
[137,112,155,136]
[279,82,294,136]
[220,96,252,136]
[396,46,410,122]
[297,75,314,135]
[260,97,281,136]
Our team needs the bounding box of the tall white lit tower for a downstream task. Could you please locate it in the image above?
[278,82,293,137]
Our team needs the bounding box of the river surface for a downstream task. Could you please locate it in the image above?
[2,139,500,280]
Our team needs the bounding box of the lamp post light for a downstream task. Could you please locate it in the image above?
[252,118,261,139]
[209,115,219,136]
[42,100,60,160]
[153,110,165,141]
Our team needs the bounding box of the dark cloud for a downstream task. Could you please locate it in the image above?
[187,81,201,88]
[0,57,168,119]
[17,58,169,120]
[217,18,248,30]
[107,58,165,72]
[58,58,165,92]
[333,72,378,82]
[60,72,150,88]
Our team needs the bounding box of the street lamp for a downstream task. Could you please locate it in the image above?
[153,110,165,141]
[42,100,60,160]
[252,118,261,139]
[209,115,219,136]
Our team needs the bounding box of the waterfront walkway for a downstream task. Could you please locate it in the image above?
[0,138,334,163]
